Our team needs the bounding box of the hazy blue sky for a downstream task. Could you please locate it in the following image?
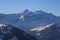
[0,0,60,16]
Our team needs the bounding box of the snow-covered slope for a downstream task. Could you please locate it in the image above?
[29,23,60,40]
[30,23,55,31]
[0,9,60,32]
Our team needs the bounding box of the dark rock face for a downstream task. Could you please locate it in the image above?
[38,25,60,40]
[30,25,60,40]
[0,24,37,40]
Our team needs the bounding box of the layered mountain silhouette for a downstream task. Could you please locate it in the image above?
[0,9,60,40]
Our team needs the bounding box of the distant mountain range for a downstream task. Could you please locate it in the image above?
[0,9,60,40]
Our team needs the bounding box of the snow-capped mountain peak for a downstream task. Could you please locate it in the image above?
[22,9,30,15]
[35,10,47,14]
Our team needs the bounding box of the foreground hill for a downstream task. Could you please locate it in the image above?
[0,24,37,40]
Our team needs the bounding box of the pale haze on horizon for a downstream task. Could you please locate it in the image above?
[0,0,60,16]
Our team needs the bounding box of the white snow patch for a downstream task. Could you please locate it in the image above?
[19,15,24,20]
[30,23,54,31]
[0,24,6,30]
[36,33,41,36]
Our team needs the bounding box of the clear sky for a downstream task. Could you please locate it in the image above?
[0,0,60,16]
